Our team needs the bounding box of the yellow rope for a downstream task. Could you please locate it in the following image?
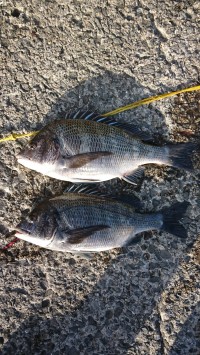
[1,85,200,143]
[0,131,39,143]
[102,85,200,117]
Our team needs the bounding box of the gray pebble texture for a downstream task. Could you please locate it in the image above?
[0,1,200,354]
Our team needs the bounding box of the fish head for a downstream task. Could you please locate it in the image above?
[17,131,60,172]
[15,206,58,248]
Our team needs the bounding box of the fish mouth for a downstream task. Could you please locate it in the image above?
[14,223,36,243]
[15,225,33,242]
[15,227,31,236]
[17,155,31,164]
[16,150,29,161]
[15,229,52,248]
[17,156,40,172]
[14,229,33,243]
[17,155,29,167]
[15,224,55,248]
[16,222,34,234]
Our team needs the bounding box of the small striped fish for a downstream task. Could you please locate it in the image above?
[15,185,189,253]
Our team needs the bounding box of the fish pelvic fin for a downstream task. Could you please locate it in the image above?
[161,202,190,238]
[64,184,141,209]
[70,251,96,260]
[166,142,200,172]
[124,234,144,247]
[122,167,145,185]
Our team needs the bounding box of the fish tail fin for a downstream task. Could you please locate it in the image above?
[161,202,189,238]
[166,142,200,171]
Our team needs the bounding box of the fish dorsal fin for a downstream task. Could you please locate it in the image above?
[67,225,110,244]
[66,110,102,121]
[64,184,141,209]
[66,110,152,142]
[110,122,152,141]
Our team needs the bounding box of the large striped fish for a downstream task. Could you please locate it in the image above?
[17,111,199,184]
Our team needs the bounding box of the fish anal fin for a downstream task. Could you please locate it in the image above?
[122,167,145,185]
[125,234,143,246]
[67,152,112,169]
[67,225,110,244]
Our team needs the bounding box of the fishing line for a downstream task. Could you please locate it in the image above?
[1,85,200,143]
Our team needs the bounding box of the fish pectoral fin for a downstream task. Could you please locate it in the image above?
[67,225,110,244]
[59,152,112,169]
[122,167,145,185]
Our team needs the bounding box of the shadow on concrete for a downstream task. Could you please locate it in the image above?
[0,251,182,354]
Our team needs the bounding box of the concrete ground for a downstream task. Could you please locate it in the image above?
[0,1,200,354]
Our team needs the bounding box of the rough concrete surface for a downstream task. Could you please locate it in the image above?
[0,0,200,354]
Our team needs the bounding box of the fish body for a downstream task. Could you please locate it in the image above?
[17,112,198,184]
[15,188,188,253]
